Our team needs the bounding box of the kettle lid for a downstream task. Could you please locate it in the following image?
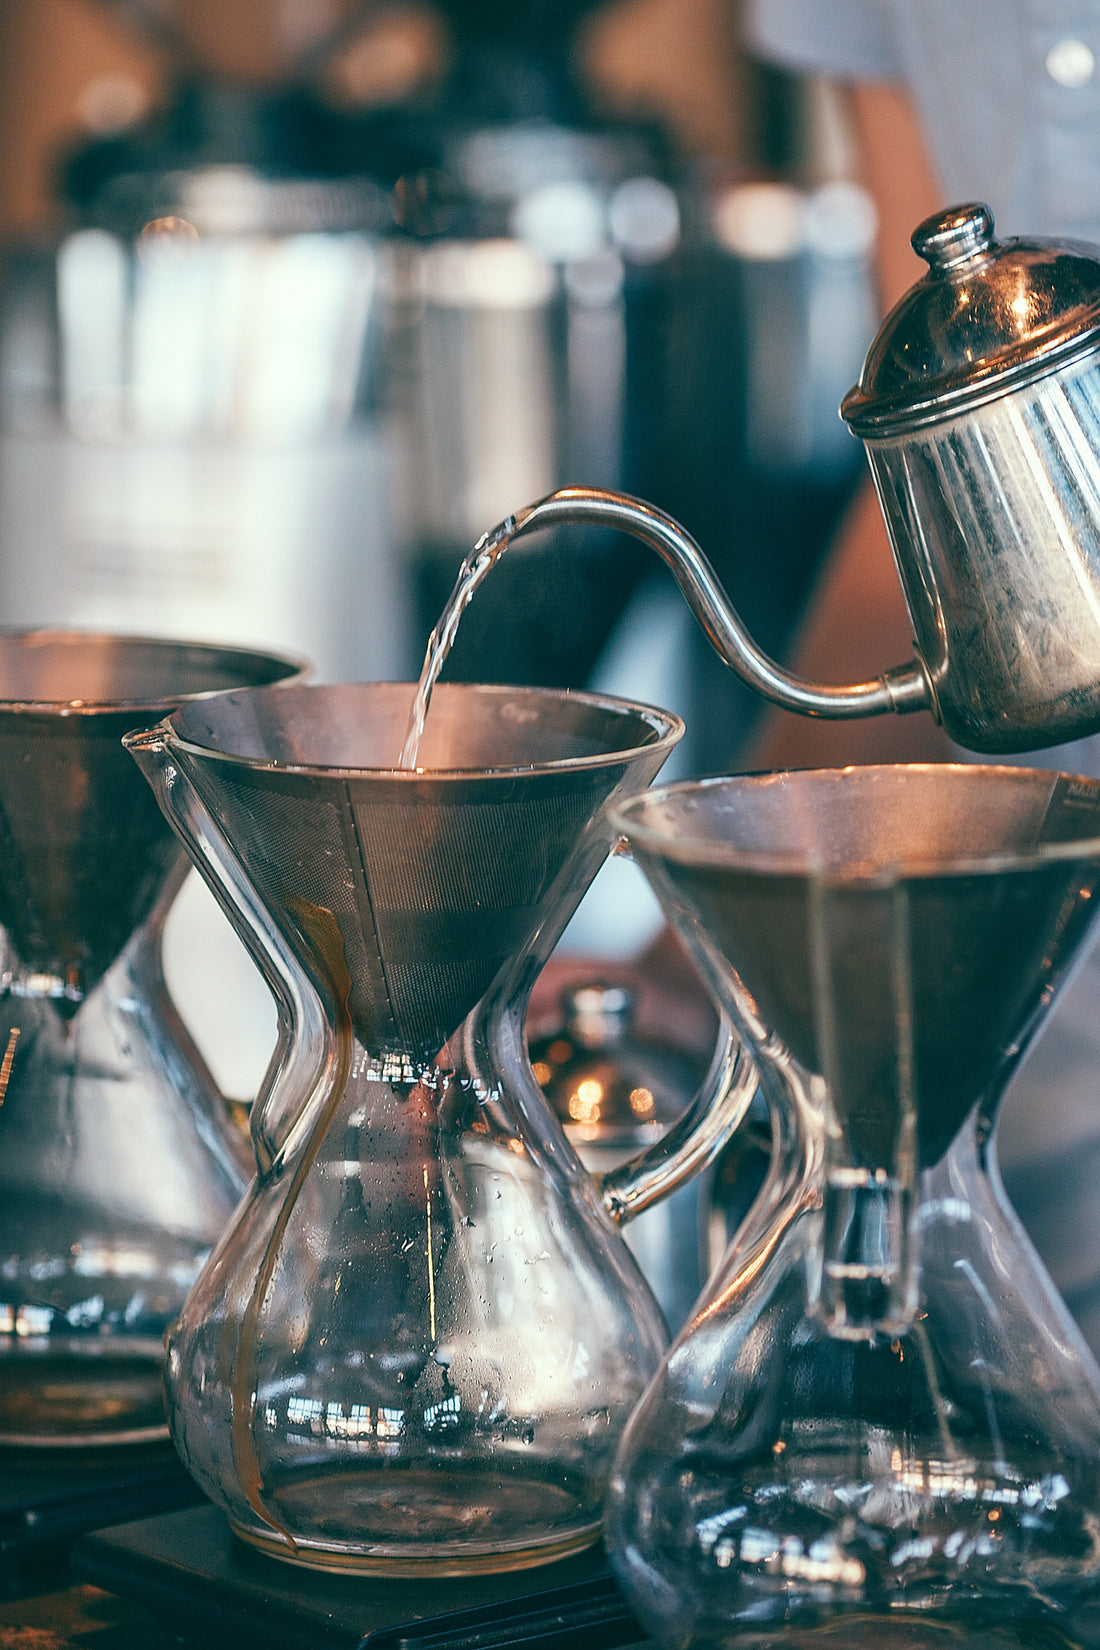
[841,202,1100,436]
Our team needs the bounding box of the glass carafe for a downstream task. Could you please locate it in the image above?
[606,764,1100,1650]
[125,681,756,1575]
[0,630,302,1449]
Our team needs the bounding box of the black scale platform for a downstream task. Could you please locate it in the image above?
[0,1446,202,1583]
[72,1502,651,1650]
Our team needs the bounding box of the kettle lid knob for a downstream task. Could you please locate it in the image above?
[911,202,996,272]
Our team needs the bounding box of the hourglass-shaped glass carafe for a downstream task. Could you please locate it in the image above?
[0,629,302,1449]
[126,681,756,1575]
[607,764,1100,1650]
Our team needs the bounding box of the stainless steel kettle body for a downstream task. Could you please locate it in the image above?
[860,356,1100,752]
[842,202,1100,753]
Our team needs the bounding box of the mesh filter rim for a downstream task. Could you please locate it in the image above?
[157,682,684,782]
[612,763,1100,882]
[0,628,306,715]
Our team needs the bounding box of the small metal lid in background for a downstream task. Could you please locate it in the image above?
[841,201,1100,436]
[529,981,700,1152]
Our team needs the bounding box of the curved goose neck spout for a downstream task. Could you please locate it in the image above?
[511,486,932,723]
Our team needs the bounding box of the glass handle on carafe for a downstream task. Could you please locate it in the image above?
[598,1011,758,1224]
[124,727,332,1175]
[510,486,932,723]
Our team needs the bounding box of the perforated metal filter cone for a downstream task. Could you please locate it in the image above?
[161,682,681,1060]
[615,765,1100,1168]
[0,632,302,1000]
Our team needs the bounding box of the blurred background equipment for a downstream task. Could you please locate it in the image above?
[0,1,405,684]
[0,0,878,1192]
[0,0,874,719]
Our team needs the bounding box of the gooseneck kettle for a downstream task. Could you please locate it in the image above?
[502,202,1100,754]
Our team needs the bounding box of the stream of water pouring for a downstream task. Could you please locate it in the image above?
[399,515,520,770]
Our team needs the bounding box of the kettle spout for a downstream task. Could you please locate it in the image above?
[508,487,933,724]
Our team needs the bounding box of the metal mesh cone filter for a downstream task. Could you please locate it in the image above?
[0,632,301,999]
[164,682,679,1060]
[617,765,1100,1167]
